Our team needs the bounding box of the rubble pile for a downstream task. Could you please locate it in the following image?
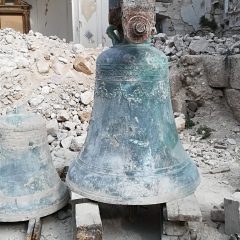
[0,28,240,239]
[0,28,239,175]
[154,33,240,60]
[0,28,102,171]
[154,33,240,124]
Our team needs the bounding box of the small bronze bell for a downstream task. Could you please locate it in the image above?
[0,111,69,222]
[67,0,200,205]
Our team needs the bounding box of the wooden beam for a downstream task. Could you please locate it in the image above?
[26,218,42,240]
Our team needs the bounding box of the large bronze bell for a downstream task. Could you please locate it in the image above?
[67,0,200,205]
[0,111,69,222]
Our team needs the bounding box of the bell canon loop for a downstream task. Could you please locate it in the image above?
[0,111,69,222]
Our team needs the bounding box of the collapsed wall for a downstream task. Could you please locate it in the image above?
[155,0,221,36]
[155,0,240,38]
[154,32,240,122]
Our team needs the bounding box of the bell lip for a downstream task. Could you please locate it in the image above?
[0,193,69,222]
[66,175,200,206]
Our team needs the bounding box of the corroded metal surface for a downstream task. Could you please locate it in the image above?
[0,112,69,222]
[121,0,155,43]
[67,44,200,205]
[108,0,155,44]
[67,0,200,205]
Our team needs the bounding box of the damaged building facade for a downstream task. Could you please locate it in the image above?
[225,0,240,33]
[155,0,240,36]
[69,0,240,44]
[1,0,240,47]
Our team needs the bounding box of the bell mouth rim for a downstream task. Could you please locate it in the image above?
[71,159,194,178]
[0,193,69,222]
[66,175,200,206]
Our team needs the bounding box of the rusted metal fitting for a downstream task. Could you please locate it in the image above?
[134,21,146,35]
[121,0,155,44]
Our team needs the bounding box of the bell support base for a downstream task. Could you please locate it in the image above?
[26,218,42,240]
[0,194,69,222]
[71,191,164,239]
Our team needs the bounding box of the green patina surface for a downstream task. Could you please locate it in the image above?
[0,113,69,222]
[67,43,200,205]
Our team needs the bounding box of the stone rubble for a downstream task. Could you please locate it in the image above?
[0,27,240,239]
[155,33,240,123]
[0,29,240,175]
[0,28,102,173]
[154,33,240,60]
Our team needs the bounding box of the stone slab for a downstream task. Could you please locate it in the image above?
[211,208,225,223]
[71,192,103,240]
[26,218,42,240]
[229,55,240,90]
[224,192,240,235]
[163,221,188,237]
[167,194,202,222]
[225,89,240,122]
[202,55,228,88]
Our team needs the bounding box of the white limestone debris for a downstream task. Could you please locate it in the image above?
[0,32,240,240]
[154,33,240,60]
[0,28,101,173]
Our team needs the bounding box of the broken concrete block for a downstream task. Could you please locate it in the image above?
[189,39,209,54]
[57,110,70,122]
[224,192,240,235]
[28,95,44,107]
[211,206,225,223]
[79,111,91,123]
[163,221,188,237]
[46,119,59,137]
[225,89,240,122]
[229,55,240,90]
[75,203,102,240]
[167,195,202,222]
[202,55,228,88]
[72,44,85,54]
[71,193,103,240]
[175,115,186,132]
[70,135,86,152]
[36,60,50,74]
[80,91,93,105]
[73,56,93,75]
[154,33,168,42]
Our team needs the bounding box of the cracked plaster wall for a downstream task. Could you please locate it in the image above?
[27,0,73,42]
[155,0,213,35]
